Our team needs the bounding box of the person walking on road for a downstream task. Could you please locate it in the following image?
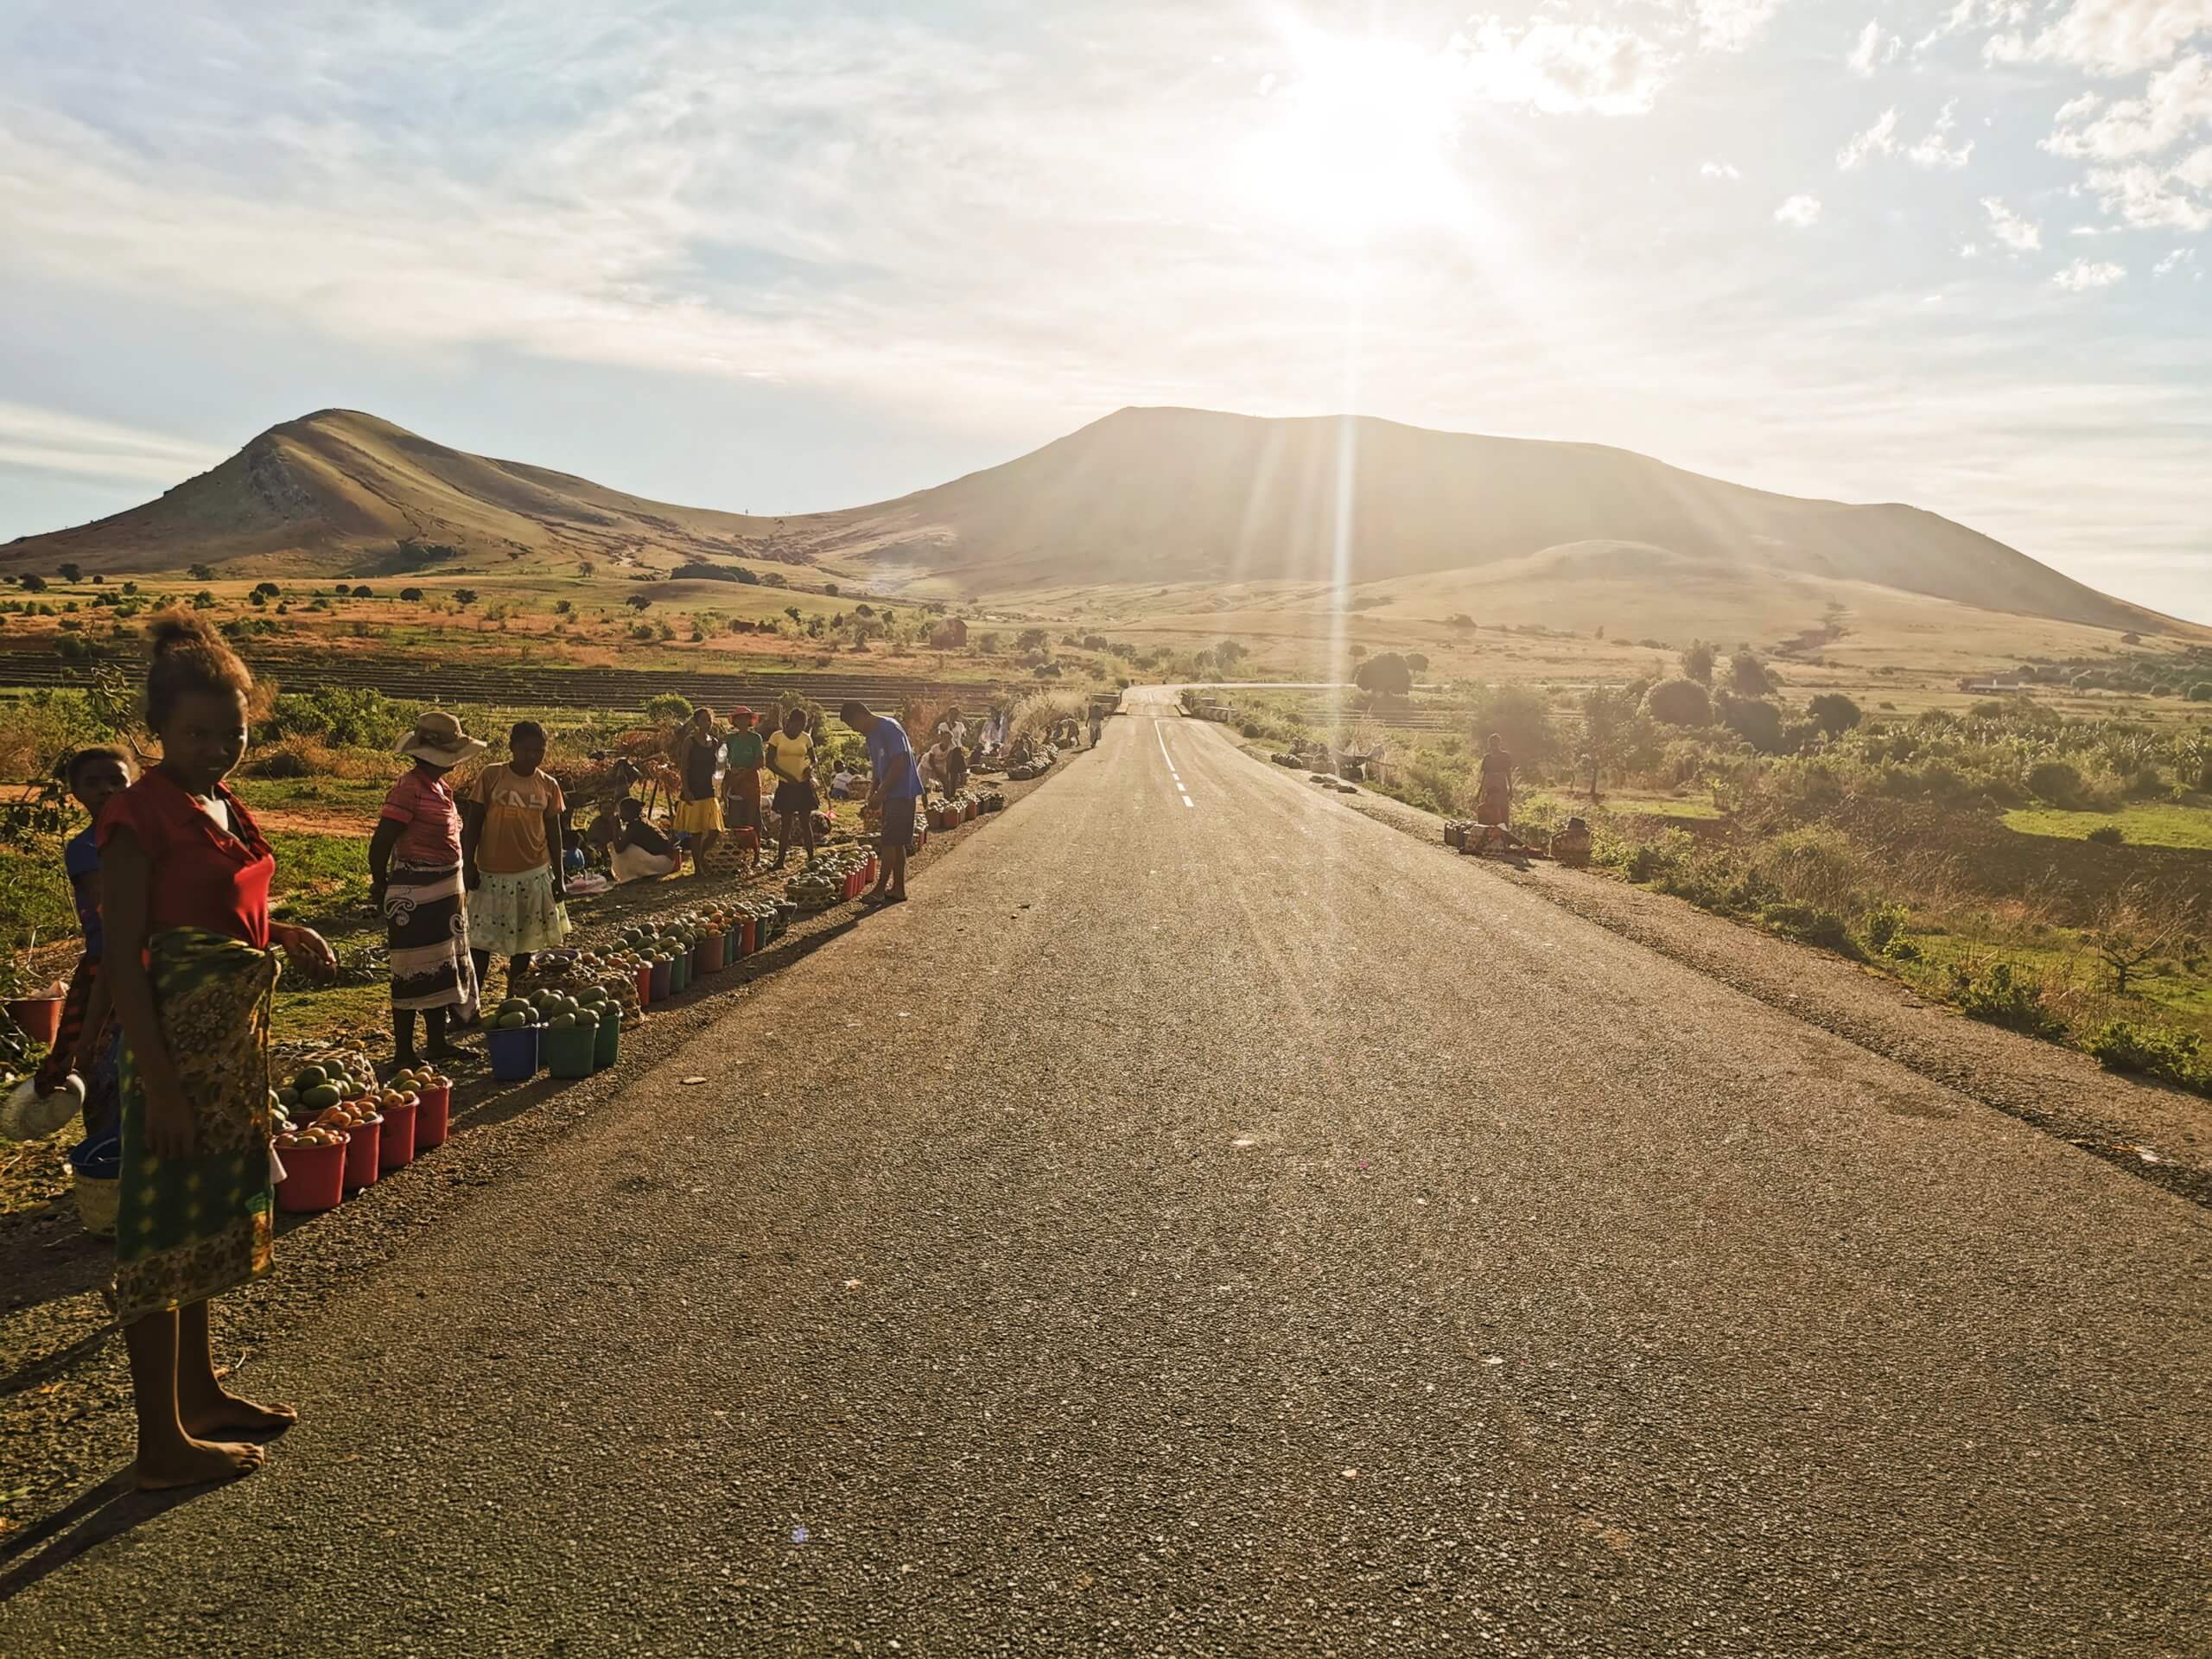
[721,705,766,867]
[368,711,483,1069]
[461,721,570,996]
[1089,707,1103,747]
[99,613,337,1490]
[669,706,723,877]
[763,707,819,868]
[843,701,923,908]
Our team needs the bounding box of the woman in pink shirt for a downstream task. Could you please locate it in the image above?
[368,711,485,1068]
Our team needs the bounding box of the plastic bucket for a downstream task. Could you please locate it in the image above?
[378,1097,417,1169]
[699,933,726,975]
[415,1084,452,1150]
[671,953,690,995]
[342,1116,384,1188]
[543,1023,596,1079]
[724,925,739,962]
[276,1137,346,1212]
[741,916,757,956]
[634,963,653,1007]
[593,1008,622,1070]
[487,1023,541,1083]
[650,960,672,1001]
[6,997,62,1047]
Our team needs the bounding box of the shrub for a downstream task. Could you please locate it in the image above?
[1468,683,1561,761]
[2086,823,2125,846]
[400,587,425,601]
[1758,901,1856,954]
[264,686,410,749]
[1643,677,1712,727]
[1717,692,1787,754]
[1863,902,1910,956]
[2085,1020,2208,1091]
[1951,961,2065,1038]
[2026,760,2087,809]
[248,747,314,779]
[1806,693,1862,736]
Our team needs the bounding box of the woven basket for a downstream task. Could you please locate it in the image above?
[74,1171,119,1236]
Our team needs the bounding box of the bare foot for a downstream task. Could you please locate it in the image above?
[181,1388,298,1439]
[135,1435,266,1491]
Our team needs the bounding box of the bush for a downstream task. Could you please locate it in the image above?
[1643,677,1712,727]
[1717,692,1787,754]
[1467,683,1561,762]
[248,747,314,779]
[264,686,410,749]
[2026,760,2087,809]
[1952,960,2065,1038]
[1806,693,1862,736]
[1758,901,1856,954]
[2086,823,2126,847]
[1863,901,1911,956]
[2085,1020,2208,1091]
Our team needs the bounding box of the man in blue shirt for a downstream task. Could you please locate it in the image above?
[842,702,922,908]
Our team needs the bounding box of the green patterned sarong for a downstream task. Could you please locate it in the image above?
[115,929,281,1324]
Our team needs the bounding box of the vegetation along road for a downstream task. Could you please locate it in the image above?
[3,690,2206,1656]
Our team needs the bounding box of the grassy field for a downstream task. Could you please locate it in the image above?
[2002,801,2212,851]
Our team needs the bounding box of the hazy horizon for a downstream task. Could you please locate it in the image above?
[3,1,2208,620]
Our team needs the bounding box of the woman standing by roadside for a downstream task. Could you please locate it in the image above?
[668,705,723,877]
[100,614,336,1488]
[461,721,569,997]
[368,711,484,1069]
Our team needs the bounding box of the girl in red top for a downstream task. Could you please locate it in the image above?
[100,614,336,1490]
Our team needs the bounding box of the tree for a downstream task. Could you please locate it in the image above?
[188,563,215,582]
[1017,627,1048,652]
[19,575,47,593]
[57,562,82,583]
[625,594,652,612]
[1351,644,1369,660]
[1681,639,1715,685]
[2093,888,2189,995]
[251,582,282,600]
[1806,693,1862,736]
[1643,677,1713,726]
[1579,685,1649,798]
[823,582,840,596]
[452,588,479,608]
[1446,613,1475,631]
[400,587,425,602]
[784,606,804,627]
[1352,652,1414,700]
[1728,648,1776,696]
[855,602,874,617]
[554,599,574,615]
[1405,652,1429,672]
[1469,683,1562,764]
[352,585,374,599]
[578,560,596,580]
[1215,639,1248,670]
[192,591,217,609]
[1717,692,1787,753]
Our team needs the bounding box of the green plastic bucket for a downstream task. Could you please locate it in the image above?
[543,1023,596,1079]
[593,1007,622,1071]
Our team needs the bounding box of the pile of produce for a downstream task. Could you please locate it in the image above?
[1443,820,1470,849]
[274,1050,379,1120]
[785,864,847,911]
[977,787,1007,813]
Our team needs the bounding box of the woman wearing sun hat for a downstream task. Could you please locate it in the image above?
[368,710,485,1068]
[720,705,766,868]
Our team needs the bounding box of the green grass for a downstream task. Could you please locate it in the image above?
[1594,790,1724,822]
[2001,801,2212,851]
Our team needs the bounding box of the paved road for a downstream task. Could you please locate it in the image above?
[4,691,2208,1656]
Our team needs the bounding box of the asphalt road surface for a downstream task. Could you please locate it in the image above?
[5,690,2208,1656]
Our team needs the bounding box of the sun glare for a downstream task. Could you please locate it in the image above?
[1238,35,1469,241]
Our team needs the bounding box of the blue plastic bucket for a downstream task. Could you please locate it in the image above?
[487,1023,541,1082]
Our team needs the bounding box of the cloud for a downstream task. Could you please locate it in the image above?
[1837,107,1901,168]
[1960,239,1983,256]
[1695,0,1784,54]
[2085,157,2212,224]
[1980,195,2044,248]
[1700,159,1743,178]
[1907,100,1976,166]
[2154,245,2200,270]
[1774,192,1823,225]
[2044,52,2212,158]
[1915,0,2031,54]
[1986,0,2212,75]
[1847,19,1903,73]
[1454,18,1675,115]
[2054,257,2129,288]
[0,402,228,485]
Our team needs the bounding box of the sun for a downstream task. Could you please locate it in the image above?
[1237,35,1470,241]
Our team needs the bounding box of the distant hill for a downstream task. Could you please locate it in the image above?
[800,407,2171,633]
[0,404,2185,636]
[0,410,785,581]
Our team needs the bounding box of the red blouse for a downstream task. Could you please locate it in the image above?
[96,770,276,949]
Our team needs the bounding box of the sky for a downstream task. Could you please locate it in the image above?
[2,0,2208,620]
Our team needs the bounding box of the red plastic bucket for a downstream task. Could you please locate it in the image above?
[741,916,757,956]
[6,997,62,1047]
[378,1097,418,1170]
[634,963,652,1007]
[699,932,726,975]
[415,1084,451,1150]
[276,1136,347,1212]
[341,1116,384,1189]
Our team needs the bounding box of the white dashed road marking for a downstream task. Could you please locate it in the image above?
[1154,719,1195,810]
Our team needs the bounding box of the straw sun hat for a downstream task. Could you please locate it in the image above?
[396,710,488,767]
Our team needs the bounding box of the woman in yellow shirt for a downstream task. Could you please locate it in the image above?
[460,721,571,996]
[762,708,818,868]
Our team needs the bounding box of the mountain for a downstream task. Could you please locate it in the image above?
[0,410,780,579]
[0,405,2183,636]
[800,407,2166,632]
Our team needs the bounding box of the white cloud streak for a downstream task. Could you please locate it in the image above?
[1986,0,2212,75]
[2053,257,2128,287]
[1774,192,1823,225]
[2044,53,2212,158]
[1847,18,1903,73]
[0,402,228,486]
[1695,0,1784,54]
[1455,18,1675,115]
[1908,100,1977,166]
[1980,195,2044,248]
[1838,107,1901,168]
